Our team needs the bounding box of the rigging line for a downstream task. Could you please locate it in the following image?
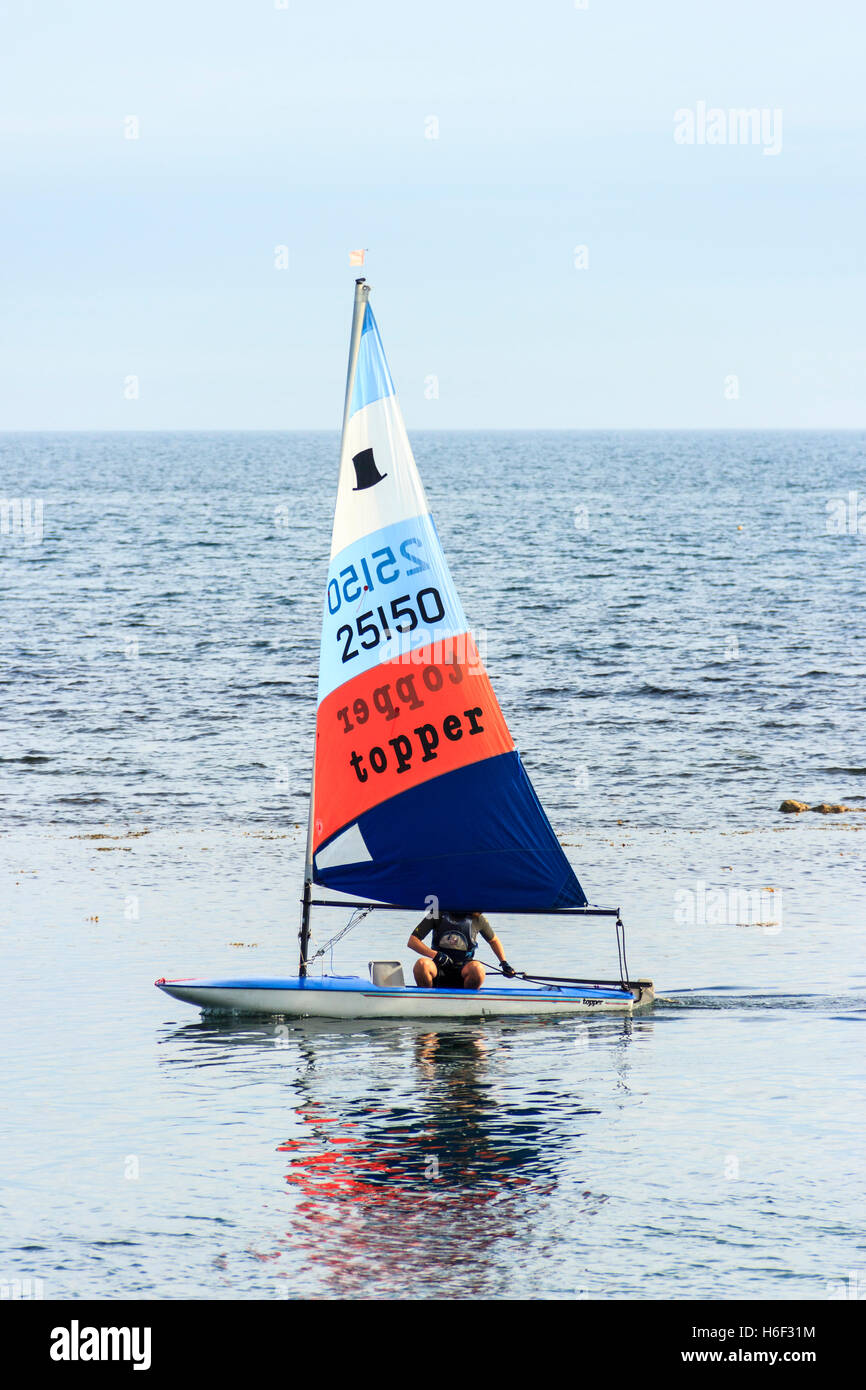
[480,960,631,993]
[471,959,567,991]
[615,916,630,991]
[302,906,373,969]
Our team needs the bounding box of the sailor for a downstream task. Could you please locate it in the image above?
[408,910,516,990]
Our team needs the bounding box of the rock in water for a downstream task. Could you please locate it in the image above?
[810,802,850,814]
[779,799,809,813]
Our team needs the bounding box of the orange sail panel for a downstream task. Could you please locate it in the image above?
[314,638,513,850]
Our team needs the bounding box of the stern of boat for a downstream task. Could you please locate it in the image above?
[629,979,654,1007]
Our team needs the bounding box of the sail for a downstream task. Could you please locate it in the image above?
[310,283,586,911]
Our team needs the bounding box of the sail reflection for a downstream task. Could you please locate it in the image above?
[270,1024,609,1297]
[156,1012,645,1297]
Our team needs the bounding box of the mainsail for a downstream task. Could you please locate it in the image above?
[309,280,586,911]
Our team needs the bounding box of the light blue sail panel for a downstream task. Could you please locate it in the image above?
[313,750,587,912]
[349,305,395,417]
[318,513,470,704]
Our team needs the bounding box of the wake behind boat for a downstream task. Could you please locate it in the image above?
[156,278,653,1020]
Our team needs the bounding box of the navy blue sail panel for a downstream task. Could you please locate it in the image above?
[313,750,587,911]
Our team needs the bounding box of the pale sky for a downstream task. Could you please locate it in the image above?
[1,0,863,428]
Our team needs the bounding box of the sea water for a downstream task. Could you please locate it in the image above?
[1,430,863,1299]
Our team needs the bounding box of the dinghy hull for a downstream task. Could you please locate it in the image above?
[155,974,653,1019]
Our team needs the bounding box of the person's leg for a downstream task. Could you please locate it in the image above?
[414,957,437,987]
[461,960,485,990]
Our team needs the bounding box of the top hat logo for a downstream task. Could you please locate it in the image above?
[351,448,387,491]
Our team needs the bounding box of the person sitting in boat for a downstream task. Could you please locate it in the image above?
[408,910,516,990]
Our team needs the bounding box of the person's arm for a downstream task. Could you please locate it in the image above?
[479,917,517,976]
[476,915,503,961]
[407,919,436,958]
[487,932,508,965]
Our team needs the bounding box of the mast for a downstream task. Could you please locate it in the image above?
[298,277,371,976]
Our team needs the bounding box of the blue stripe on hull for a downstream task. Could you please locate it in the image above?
[157,976,631,1002]
[313,750,587,911]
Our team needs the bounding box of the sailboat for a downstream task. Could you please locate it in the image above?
[156,280,653,1018]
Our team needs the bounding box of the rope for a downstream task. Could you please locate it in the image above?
[615,916,630,990]
[302,906,372,970]
[481,960,629,994]
[483,913,632,993]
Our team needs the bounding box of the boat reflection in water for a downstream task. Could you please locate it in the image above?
[158,1011,644,1297]
[267,1019,634,1298]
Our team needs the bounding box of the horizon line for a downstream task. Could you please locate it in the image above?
[2,425,864,435]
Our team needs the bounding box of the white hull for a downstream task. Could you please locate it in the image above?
[156,975,654,1020]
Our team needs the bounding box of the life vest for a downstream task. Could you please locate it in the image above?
[432,913,476,961]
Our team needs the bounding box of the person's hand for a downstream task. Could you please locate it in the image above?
[434,952,451,969]
[500,961,516,978]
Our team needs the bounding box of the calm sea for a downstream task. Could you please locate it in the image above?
[1,430,864,1299]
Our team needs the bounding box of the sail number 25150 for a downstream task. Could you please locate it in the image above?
[327,537,428,614]
[336,588,445,663]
